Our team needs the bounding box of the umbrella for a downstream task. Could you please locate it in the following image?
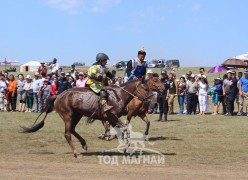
[222,58,247,68]
[208,65,228,73]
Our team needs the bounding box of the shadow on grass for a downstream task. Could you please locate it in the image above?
[166,119,182,122]
[80,151,176,156]
[153,119,182,122]
[148,136,183,141]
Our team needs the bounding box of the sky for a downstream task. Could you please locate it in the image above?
[0,0,247,66]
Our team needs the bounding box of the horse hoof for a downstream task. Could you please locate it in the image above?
[76,154,83,159]
[83,145,88,151]
[108,135,117,141]
[145,135,149,141]
[98,134,105,140]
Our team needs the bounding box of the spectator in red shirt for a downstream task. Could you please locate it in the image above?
[51,76,58,96]
[38,61,47,75]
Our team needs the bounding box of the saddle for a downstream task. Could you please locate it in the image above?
[80,87,90,92]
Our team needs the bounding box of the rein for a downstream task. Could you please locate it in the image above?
[116,84,153,102]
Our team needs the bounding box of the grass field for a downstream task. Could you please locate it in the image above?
[1,65,248,179]
[1,111,248,179]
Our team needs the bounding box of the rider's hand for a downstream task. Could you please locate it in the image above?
[133,76,138,80]
[96,73,102,78]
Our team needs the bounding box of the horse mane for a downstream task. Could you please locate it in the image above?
[105,80,142,90]
[119,79,139,87]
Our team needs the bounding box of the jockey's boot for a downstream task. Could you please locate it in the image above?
[101,99,113,112]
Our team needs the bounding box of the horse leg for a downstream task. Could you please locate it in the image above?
[138,114,150,139]
[98,121,107,139]
[98,120,115,141]
[126,113,132,126]
[108,113,130,152]
[117,118,131,153]
[60,112,81,158]
[70,114,88,151]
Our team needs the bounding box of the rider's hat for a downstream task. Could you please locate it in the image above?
[96,53,109,62]
[138,47,146,56]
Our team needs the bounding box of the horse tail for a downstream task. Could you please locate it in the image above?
[41,95,57,114]
[21,96,57,133]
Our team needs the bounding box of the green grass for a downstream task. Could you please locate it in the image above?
[1,111,248,167]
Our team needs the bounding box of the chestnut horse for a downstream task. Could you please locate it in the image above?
[125,78,165,135]
[21,80,151,158]
[100,78,165,140]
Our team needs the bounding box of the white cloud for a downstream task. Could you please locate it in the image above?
[192,4,202,12]
[114,6,166,34]
[90,0,121,13]
[44,0,121,14]
[45,0,83,11]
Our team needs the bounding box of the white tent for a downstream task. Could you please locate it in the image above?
[233,52,248,60]
[20,61,40,73]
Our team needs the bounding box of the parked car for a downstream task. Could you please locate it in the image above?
[115,61,128,70]
[73,62,85,66]
[6,66,16,72]
[166,59,180,68]
[147,59,166,68]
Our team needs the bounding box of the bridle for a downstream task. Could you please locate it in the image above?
[150,79,164,91]
[116,84,153,102]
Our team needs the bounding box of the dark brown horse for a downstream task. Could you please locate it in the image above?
[21,80,151,158]
[100,78,165,140]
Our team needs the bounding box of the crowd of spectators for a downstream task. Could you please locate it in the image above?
[1,60,248,117]
[0,59,88,112]
[147,67,248,117]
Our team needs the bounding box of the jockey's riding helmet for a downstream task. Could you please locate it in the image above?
[96,53,109,62]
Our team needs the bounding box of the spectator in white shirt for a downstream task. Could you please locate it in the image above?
[32,72,43,112]
[198,67,207,79]
[70,64,78,79]
[49,58,59,74]
[115,77,123,86]
[0,74,7,111]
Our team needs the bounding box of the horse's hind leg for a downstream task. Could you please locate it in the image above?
[71,114,88,151]
[62,114,81,158]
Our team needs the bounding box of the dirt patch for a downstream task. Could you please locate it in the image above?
[1,112,248,179]
[1,161,247,180]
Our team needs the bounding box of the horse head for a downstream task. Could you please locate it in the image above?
[133,80,152,102]
[146,79,165,106]
[156,80,165,94]
[116,80,152,102]
[147,79,165,94]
